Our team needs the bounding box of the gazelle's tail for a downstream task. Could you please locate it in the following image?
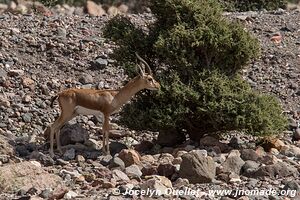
[50,95,58,108]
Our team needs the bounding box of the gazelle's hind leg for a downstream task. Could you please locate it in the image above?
[56,112,78,154]
[49,110,75,157]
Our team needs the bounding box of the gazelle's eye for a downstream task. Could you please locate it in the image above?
[148,78,153,81]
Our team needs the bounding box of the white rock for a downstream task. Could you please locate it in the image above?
[64,191,78,199]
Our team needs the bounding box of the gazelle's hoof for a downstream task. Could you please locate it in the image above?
[57,148,63,155]
[101,148,111,156]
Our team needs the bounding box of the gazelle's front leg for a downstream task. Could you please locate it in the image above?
[102,115,110,155]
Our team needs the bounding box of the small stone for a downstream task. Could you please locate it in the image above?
[22,95,32,103]
[39,188,53,199]
[289,118,298,129]
[79,73,94,84]
[57,28,67,38]
[118,149,141,167]
[179,151,216,183]
[200,136,229,152]
[173,178,189,188]
[242,160,260,176]
[241,149,259,161]
[22,77,35,88]
[0,155,9,163]
[84,138,100,149]
[100,155,113,166]
[229,136,243,148]
[140,175,172,197]
[118,4,128,13]
[75,175,85,183]
[85,1,106,16]
[260,154,279,165]
[281,145,300,158]
[283,180,300,192]
[157,163,176,178]
[64,191,77,199]
[108,6,119,16]
[251,162,299,178]
[109,156,125,169]
[22,113,33,123]
[222,155,245,175]
[112,169,130,182]
[83,172,96,182]
[0,96,10,108]
[125,164,142,178]
[158,153,174,164]
[94,57,108,69]
[56,159,69,166]
[293,128,300,141]
[141,165,158,176]
[29,151,55,166]
[172,157,182,165]
[76,155,85,163]
[63,148,76,160]
[8,69,24,77]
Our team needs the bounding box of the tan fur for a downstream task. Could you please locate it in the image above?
[46,54,160,157]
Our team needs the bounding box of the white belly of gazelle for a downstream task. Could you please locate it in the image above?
[75,106,102,116]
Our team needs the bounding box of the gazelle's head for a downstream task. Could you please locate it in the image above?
[135,53,161,91]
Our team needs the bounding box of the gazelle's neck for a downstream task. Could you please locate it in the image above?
[109,76,144,112]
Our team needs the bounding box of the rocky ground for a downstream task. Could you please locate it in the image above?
[0,2,300,200]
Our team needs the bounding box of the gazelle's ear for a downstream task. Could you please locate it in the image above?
[137,64,145,76]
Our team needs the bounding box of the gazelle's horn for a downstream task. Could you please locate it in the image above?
[135,52,152,75]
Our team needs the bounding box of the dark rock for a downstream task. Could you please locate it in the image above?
[251,162,299,178]
[293,128,300,141]
[16,145,30,157]
[157,163,176,178]
[63,148,76,160]
[241,149,259,161]
[134,140,154,153]
[229,136,243,149]
[141,165,158,176]
[29,151,55,166]
[109,141,127,156]
[157,127,186,147]
[60,123,89,146]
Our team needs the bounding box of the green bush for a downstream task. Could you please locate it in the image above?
[219,0,287,12]
[103,0,288,142]
[119,70,287,138]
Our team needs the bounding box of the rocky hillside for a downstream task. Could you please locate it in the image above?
[0,4,300,200]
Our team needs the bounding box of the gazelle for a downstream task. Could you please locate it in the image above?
[47,53,160,157]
